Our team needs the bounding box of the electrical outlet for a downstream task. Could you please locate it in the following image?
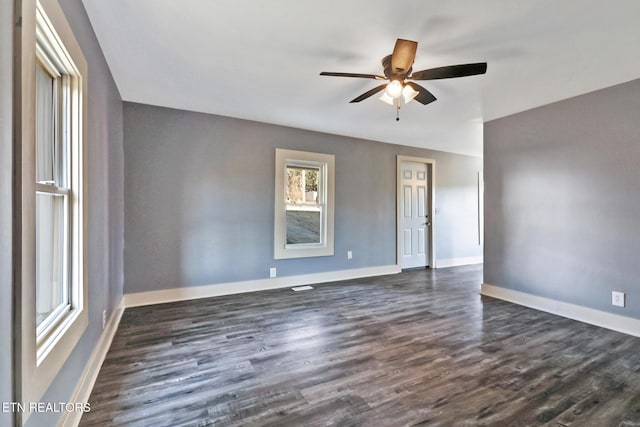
[347,250,352,260]
[102,310,107,329]
[612,291,625,307]
[269,267,277,278]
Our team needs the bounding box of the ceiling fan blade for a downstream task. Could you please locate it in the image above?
[391,39,417,75]
[350,84,388,103]
[405,82,437,105]
[410,63,487,80]
[320,72,385,80]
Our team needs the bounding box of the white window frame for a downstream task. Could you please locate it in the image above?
[274,149,335,259]
[34,36,73,353]
[17,0,88,416]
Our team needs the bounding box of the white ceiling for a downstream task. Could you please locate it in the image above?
[82,0,640,157]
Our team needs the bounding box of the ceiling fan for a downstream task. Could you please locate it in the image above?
[320,38,487,108]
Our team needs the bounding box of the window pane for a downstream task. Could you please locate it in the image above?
[285,165,322,244]
[286,166,319,204]
[286,210,321,244]
[36,192,68,327]
[35,62,61,185]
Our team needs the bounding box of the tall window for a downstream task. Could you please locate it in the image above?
[35,51,71,342]
[274,149,335,259]
[19,0,88,410]
[285,163,322,244]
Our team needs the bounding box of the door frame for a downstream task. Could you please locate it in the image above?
[396,155,436,269]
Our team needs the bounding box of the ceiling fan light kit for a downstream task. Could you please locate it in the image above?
[385,79,404,99]
[320,38,487,120]
[379,82,418,107]
[379,91,395,105]
[401,84,419,103]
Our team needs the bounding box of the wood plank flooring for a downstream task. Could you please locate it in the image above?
[80,265,640,426]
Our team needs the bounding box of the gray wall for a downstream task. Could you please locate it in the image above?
[23,1,124,426]
[1,1,14,426]
[484,77,640,319]
[123,102,482,294]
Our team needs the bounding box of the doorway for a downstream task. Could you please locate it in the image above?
[397,156,435,269]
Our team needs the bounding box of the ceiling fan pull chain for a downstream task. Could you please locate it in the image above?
[396,102,400,121]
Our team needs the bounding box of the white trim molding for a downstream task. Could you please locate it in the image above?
[124,265,401,308]
[58,297,125,427]
[436,256,483,268]
[481,283,640,338]
[274,148,335,260]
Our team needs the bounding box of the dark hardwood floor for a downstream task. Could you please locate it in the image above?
[80,265,640,426]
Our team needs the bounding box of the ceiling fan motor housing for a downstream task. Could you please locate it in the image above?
[382,54,411,79]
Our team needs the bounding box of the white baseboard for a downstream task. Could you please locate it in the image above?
[124,264,401,308]
[436,256,483,268]
[58,297,125,427]
[481,283,640,338]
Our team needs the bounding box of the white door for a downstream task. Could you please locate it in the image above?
[401,161,429,269]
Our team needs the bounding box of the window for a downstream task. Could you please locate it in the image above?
[34,0,85,362]
[286,164,321,244]
[274,149,334,259]
[18,0,88,410]
[35,44,71,345]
